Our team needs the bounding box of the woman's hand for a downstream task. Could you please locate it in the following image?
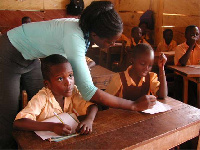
[76,119,93,135]
[52,123,72,136]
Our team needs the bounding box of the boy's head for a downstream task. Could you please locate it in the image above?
[163,29,173,45]
[41,54,74,97]
[22,16,31,24]
[139,22,148,35]
[185,25,199,42]
[131,27,142,40]
[130,43,154,77]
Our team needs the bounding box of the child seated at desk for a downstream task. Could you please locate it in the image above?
[13,54,98,135]
[129,27,150,48]
[156,29,177,52]
[174,25,200,66]
[105,43,167,101]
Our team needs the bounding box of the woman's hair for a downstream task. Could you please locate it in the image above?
[131,43,154,59]
[41,54,69,80]
[79,1,123,39]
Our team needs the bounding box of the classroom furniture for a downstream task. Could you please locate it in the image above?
[99,41,126,70]
[167,65,200,108]
[13,97,200,149]
[154,51,175,65]
[90,65,115,90]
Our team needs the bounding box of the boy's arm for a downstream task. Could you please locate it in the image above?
[157,53,168,99]
[13,118,72,135]
[178,40,195,66]
[76,104,98,134]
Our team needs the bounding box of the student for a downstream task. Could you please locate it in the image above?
[130,27,150,48]
[106,44,168,100]
[22,16,31,24]
[156,29,177,52]
[13,54,98,135]
[66,0,84,18]
[139,22,154,46]
[174,25,200,66]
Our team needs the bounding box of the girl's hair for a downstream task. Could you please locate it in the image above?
[79,1,123,39]
[131,43,154,59]
[41,54,69,80]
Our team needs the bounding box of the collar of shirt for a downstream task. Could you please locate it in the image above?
[84,32,90,53]
[124,66,145,87]
[131,38,143,46]
[163,40,173,47]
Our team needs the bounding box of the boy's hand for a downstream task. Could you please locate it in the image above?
[158,53,167,68]
[52,123,72,136]
[189,36,197,48]
[132,95,157,111]
[76,119,93,135]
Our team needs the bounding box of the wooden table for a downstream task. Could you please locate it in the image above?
[13,97,200,149]
[90,65,115,90]
[154,51,175,65]
[168,65,200,108]
[99,42,125,69]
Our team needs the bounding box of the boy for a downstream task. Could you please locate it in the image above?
[22,16,31,24]
[13,54,98,135]
[106,44,167,100]
[156,29,177,52]
[174,25,200,66]
[130,27,150,48]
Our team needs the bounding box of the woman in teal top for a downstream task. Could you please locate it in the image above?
[0,1,156,148]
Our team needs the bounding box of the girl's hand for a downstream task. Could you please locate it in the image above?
[52,123,72,136]
[158,53,167,69]
[76,119,93,135]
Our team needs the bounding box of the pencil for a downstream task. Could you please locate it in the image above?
[53,112,64,124]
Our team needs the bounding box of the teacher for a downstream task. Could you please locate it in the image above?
[0,1,156,148]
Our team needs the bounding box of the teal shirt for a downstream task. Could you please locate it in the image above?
[7,18,97,100]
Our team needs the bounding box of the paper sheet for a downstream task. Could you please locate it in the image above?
[35,113,79,140]
[186,65,200,69]
[162,51,175,55]
[142,101,172,114]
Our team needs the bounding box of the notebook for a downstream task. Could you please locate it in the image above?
[35,113,79,142]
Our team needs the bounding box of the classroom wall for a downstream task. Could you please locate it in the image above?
[116,0,200,46]
[0,0,200,45]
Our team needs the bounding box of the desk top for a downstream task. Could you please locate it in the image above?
[168,65,200,77]
[13,97,200,149]
[90,65,115,77]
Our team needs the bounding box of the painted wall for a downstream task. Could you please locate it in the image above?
[0,0,200,46]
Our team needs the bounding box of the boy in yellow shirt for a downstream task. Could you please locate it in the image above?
[174,25,200,66]
[156,29,177,52]
[106,44,167,100]
[14,54,98,135]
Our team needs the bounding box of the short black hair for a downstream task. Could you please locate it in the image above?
[79,1,123,39]
[163,29,173,35]
[41,54,69,80]
[185,25,198,35]
[22,16,31,24]
[66,0,84,16]
[131,27,141,35]
[131,43,154,59]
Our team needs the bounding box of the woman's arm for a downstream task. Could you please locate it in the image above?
[13,118,72,135]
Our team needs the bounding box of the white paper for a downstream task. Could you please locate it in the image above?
[35,113,79,140]
[186,65,200,69]
[142,101,172,114]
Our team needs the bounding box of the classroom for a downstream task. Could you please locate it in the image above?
[0,0,200,149]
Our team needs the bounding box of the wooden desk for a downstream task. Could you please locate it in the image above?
[90,65,115,90]
[168,65,200,108]
[154,51,175,65]
[13,97,200,149]
[99,42,125,69]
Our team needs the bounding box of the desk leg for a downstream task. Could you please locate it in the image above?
[197,136,200,150]
[106,49,111,69]
[183,77,188,104]
[197,82,200,108]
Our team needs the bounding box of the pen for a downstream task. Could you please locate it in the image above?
[53,112,64,124]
